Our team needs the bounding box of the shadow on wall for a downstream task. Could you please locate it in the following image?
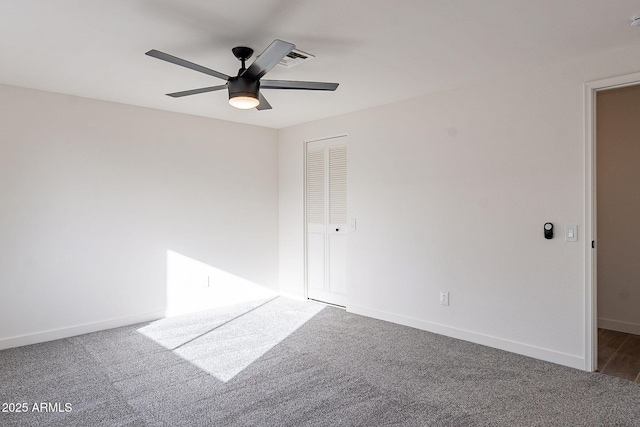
[165,249,277,317]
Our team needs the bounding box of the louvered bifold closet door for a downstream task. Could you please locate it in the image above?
[329,145,347,225]
[306,143,326,295]
[306,137,347,307]
[327,141,347,298]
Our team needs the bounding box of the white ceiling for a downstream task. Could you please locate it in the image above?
[2,0,640,129]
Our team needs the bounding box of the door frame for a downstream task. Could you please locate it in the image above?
[584,71,640,371]
[303,134,348,303]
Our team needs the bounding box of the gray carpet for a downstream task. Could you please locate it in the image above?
[1,296,640,426]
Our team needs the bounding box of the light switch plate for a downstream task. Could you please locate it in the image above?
[349,218,356,230]
[566,225,578,242]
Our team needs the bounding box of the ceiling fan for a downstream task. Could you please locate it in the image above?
[146,39,339,110]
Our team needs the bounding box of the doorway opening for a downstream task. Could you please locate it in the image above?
[585,72,640,377]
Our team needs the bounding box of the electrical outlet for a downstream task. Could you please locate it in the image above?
[440,291,449,306]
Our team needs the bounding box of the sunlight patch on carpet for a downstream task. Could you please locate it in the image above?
[137,297,325,382]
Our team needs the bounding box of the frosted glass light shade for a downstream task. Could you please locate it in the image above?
[229,95,259,109]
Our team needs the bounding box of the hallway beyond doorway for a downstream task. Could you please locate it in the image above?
[598,328,640,382]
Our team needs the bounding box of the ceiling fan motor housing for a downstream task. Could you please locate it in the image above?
[228,76,260,100]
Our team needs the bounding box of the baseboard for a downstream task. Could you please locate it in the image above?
[347,304,585,370]
[598,318,640,335]
[278,290,306,301]
[0,310,165,350]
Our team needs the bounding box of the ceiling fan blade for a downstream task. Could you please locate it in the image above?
[260,80,339,91]
[256,93,272,110]
[242,39,295,80]
[146,49,230,81]
[166,85,227,98]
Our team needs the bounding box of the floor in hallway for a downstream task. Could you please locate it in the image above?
[598,328,640,383]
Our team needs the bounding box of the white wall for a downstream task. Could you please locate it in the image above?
[279,43,640,370]
[0,84,279,348]
[597,84,640,335]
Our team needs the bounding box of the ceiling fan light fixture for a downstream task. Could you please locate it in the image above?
[229,95,260,109]
[228,76,260,109]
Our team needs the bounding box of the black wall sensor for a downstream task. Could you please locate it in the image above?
[544,222,553,239]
